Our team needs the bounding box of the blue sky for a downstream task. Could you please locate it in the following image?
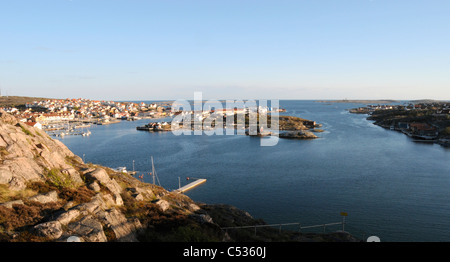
[1,0,449,100]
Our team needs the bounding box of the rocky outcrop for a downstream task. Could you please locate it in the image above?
[0,110,77,191]
[84,168,124,206]
[28,191,59,204]
[279,130,318,139]
[31,191,143,242]
[0,110,151,241]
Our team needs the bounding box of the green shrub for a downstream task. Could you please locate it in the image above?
[44,168,74,188]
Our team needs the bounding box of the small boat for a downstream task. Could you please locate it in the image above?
[113,167,127,173]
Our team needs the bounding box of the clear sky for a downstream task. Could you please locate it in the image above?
[1,0,449,101]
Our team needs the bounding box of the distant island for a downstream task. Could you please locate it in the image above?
[316,99,400,104]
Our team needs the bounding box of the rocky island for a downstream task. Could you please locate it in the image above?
[0,109,354,242]
[137,114,323,140]
[277,116,323,139]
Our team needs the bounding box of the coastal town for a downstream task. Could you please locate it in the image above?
[0,96,321,140]
[349,101,450,147]
[0,97,171,137]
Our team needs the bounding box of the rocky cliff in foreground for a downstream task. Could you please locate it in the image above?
[0,110,358,242]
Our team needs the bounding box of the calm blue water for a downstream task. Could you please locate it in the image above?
[57,100,450,242]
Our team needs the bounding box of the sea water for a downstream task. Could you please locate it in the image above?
[58,100,450,241]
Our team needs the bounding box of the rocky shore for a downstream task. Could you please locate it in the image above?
[0,110,355,242]
[349,103,450,147]
[277,116,322,139]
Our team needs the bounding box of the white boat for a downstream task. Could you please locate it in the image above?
[113,167,127,173]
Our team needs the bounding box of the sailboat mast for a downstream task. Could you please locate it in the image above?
[151,156,161,186]
[151,156,155,185]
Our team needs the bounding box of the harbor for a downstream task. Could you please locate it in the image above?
[43,121,93,137]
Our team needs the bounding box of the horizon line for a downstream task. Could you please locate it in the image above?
[2,95,450,103]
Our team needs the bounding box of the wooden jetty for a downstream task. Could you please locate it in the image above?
[174,178,207,193]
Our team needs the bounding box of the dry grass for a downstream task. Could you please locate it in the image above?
[28,181,95,205]
[0,200,63,232]
[0,184,37,203]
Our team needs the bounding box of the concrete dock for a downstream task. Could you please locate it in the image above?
[174,178,207,193]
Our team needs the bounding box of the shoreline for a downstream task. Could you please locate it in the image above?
[348,104,450,148]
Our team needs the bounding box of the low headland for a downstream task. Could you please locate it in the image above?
[317,99,400,104]
[349,102,450,147]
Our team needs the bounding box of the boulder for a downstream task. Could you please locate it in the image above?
[84,169,123,206]
[96,208,142,242]
[133,193,144,201]
[127,186,154,200]
[56,209,81,226]
[85,168,122,195]
[0,110,18,125]
[155,199,170,212]
[67,215,107,242]
[61,168,83,186]
[0,199,24,209]
[28,190,59,204]
[76,194,106,214]
[88,181,101,192]
[34,221,63,240]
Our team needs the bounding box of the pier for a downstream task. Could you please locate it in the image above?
[174,178,207,193]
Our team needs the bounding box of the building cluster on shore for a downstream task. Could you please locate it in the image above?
[350,101,450,147]
[350,101,450,114]
[0,98,170,135]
